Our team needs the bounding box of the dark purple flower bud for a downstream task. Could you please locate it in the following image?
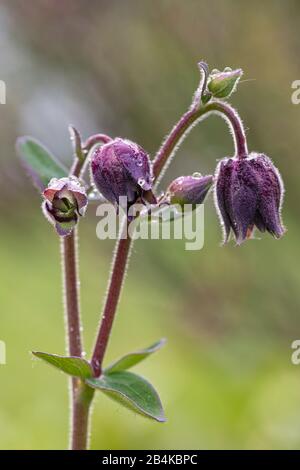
[42,176,88,236]
[166,174,213,208]
[90,138,153,208]
[215,153,285,244]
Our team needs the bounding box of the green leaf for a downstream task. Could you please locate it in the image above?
[17,136,68,191]
[105,338,166,373]
[32,351,93,379]
[86,371,166,422]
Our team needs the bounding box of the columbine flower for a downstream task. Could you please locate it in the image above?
[165,174,213,208]
[90,138,153,209]
[215,153,285,244]
[42,177,88,236]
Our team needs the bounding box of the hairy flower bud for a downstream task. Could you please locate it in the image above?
[42,177,88,236]
[215,153,285,244]
[166,174,213,208]
[208,68,243,99]
[90,138,153,209]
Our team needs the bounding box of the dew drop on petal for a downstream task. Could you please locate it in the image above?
[138,177,145,187]
[136,156,144,167]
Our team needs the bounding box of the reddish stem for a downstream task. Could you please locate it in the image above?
[91,220,131,376]
[83,133,112,152]
[61,231,82,358]
[90,99,248,375]
[153,99,248,181]
[62,230,94,450]
[61,133,114,449]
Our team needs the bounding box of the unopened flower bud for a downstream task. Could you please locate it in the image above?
[166,174,213,208]
[208,68,243,99]
[90,138,153,209]
[215,153,285,244]
[42,177,88,236]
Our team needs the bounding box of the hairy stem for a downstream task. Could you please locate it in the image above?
[84,133,112,152]
[62,231,82,359]
[62,230,93,449]
[153,99,248,182]
[207,100,248,159]
[61,142,105,449]
[71,381,94,450]
[91,96,248,377]
[91,220,131,376]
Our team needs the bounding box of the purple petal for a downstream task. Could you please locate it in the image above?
[91,138,152,208]
[114,138,152,191]
[230,159,259,244]
[253,210,266,232]
[250,154,285,238]
[214,159,232,242]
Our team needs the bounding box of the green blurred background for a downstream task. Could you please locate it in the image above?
[1,0,300,450]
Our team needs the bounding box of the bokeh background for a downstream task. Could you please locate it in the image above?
[1,0,300,450]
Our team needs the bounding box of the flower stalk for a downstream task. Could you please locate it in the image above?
[61,230,94,449]
[60,134,111,449]
[61,230,82,359]
[59,128,116,449]
[20,61,285,450]
[153,99,248,182]
[90,74,249,379]
[61,204,93,450]
[91,219,132,376]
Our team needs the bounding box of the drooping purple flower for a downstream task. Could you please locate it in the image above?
[166,174,213,208]
[215,153,285,244]
[90,138,154,209]
[42,176,88,236]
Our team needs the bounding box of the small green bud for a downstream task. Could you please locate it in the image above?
[208,68,243,99]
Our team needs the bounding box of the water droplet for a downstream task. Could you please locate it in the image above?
[211,68,220,75]
[224,66,232,73]
[138,178,145,187]
[88,189,102,201]
[136,156,143,167]
[193,172,202,178]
